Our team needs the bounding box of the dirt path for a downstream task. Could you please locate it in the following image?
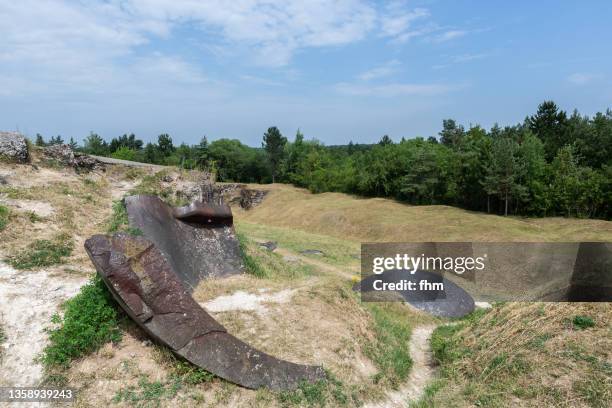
[364,324,437,408]
[0,262,86,387]
[270,246,357,280]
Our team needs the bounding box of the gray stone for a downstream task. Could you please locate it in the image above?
[0,132,29,163]
[300,249,324,256]
[259,241,277,251]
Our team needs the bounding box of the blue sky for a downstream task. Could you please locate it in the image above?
[1,1,610,146]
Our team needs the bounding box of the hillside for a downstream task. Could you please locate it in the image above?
[236,183,612,242]
[0,154,610,407]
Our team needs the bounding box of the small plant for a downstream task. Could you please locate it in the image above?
[236,233,268,278]
[6,233,73,269]
[113,375,182,407]
[363,304,413,387]
[27,211,44,223]
[277,375,349,407]
[572,315,595,330]
[0,324,6,361]
[41,275,122,368]
[0,204,9,230]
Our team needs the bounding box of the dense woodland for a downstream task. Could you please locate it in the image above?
[35,101,612,219]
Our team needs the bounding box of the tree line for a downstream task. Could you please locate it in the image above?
[33,101,611,219]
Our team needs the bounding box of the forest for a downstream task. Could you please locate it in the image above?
[35,101,612,219]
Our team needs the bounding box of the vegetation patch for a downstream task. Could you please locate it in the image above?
[0,323,6,361]
[41,275,122,368]
[6,233,73,269]
[413,303,611,408]
[0,204,9,230]
[112,375,181,408]
[277,373,352,407]
[236,232,268,278]
[363,303,414,388]
[107,199,142,236]
[572,315,595,330]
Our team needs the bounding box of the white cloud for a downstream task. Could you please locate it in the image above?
[357,60,401,80]
[335,82,457,97]
[431,30,467,43]
[567,72,603,85]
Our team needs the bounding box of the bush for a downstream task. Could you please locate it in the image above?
[6,233,73,269]
[41,275,121,368]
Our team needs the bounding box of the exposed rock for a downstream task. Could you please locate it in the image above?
[0,131,29,163]
[42,144,104,173]
[300,249,325,256]
[239,188,268,209]
[259,241,277,251]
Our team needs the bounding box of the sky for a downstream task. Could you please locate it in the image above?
[1,0,611,146]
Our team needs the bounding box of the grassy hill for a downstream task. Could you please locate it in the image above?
[236,183,612,242]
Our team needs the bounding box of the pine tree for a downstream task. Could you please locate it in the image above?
[263,126,287,183]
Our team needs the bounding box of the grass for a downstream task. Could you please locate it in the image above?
[363,303,414,388]
[237,232,268,278]
[0,204,9,230]
[107,199,142,235]
[277,373,351,407]
[112,375,182,408]
[6,233,73,269]
[234,230,315,280]
[412,303,611,408]
[0,323,6,362]
[41,275,122,368]
[237,183,612,242]
[573,315,595,330]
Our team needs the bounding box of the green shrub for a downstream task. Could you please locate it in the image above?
[41,275,122,368]
[573,315,595,330]
[0,204,9,230]
[6,233,73,269]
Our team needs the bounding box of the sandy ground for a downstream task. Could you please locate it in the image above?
[363,325,437,408]
[0,262,86,387]
[201,288,297,315]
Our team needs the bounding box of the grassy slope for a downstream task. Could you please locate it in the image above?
[236,184,612,242]
[236,184,612,408]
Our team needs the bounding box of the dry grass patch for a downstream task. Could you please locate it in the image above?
[416,302,611,408]
[237,184,612,242]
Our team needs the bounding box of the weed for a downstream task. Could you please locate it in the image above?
[41,275,122,368]
[113,375,181,408]
[573,372,611,408]
[431,324,468,365]
[0,204,9,230]
[573,315,595,330]
[0,324,6,361]
[363,304,413,387]
[236,232,268,278]
[27,211,44,223]
[6,233,73,269]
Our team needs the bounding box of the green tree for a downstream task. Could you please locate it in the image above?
[110,146,137,161]
[68,137,78,150]
[527,101,568,160]
[83,132,108,155]
[379,134,393,145]
[262,126,287,183]
[439,119,464,148]
[195,136,210,170]
[35,133,45,147]
[157,134,174,158]
[484,137,522,216]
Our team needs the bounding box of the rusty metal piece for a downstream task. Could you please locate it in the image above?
[84,233,325,390]
[124,195,243,291]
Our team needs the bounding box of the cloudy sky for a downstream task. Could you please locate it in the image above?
[1,0,610,146]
